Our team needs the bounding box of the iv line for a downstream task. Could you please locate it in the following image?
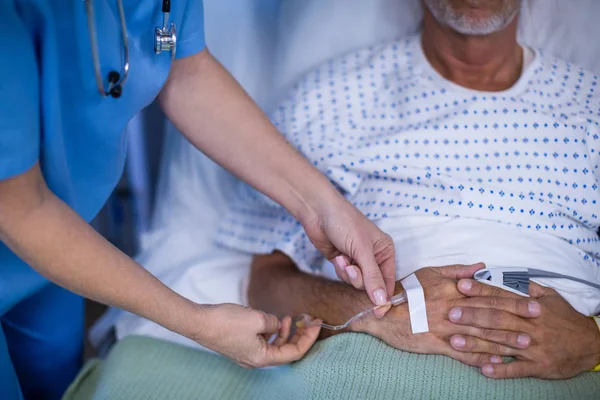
[295,291,408,331]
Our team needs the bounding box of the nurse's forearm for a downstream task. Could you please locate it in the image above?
[0,165,204,340]
[159,49,344,223]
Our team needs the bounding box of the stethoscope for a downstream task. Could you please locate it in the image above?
[84,0,177,98]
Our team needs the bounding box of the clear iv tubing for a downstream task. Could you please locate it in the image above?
[296,291,408,331]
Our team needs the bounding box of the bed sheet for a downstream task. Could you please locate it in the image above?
[66,334,600,400]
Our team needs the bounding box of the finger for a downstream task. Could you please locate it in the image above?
[289,318,321,345]
[452,327,532,350]
[454,295,541,319]
[449,334,528,356]
[333,255,352,284]
[448,306,531,332]
[272,316,293,347]
[444,349,502,368]
[345,265,365,290]
[481,361,538,379]
[378,248,397,298]
[373,303,391,318]
[265,325,321,365]
[354,251,389,306]
[332,254,351,270]
[457,279,524,300]
[528,281,556,298]
[256,311,282,334]
[437,263,486,280]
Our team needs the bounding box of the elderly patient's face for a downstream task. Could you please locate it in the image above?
[423,0,521,35]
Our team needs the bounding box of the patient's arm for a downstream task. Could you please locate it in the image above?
[249,252,538,367]
[249,252,373,331]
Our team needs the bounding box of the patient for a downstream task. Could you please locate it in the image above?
[217,0,600,379]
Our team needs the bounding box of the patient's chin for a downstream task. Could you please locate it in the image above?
[425,0,520,36]
[448,13,515,35]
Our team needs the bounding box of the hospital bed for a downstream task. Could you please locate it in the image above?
[67,1,600,398]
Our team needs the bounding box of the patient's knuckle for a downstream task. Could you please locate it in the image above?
[505,298,519,314]
[538,358,553,371]
[479,328,494,341]
[488,342,504,355]
[457,353,478,367]
[464,352,487,367]
[502,331,516,345]
[476,353,491,367]
[516,299,530,315]
[484,297,500,309]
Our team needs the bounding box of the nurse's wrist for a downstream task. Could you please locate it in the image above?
[293,184,345,228]
[179,301,211,342]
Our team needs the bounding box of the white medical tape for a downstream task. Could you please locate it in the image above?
[400,273,429,333]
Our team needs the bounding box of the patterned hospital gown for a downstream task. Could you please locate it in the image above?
[216,35,600,279]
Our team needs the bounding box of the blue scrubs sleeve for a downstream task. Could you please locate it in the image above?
[0,3,40,180]
[175,0,206,59]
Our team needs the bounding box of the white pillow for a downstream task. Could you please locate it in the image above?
[518,0,600,73]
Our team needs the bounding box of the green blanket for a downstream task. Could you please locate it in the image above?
[64,334,600,400]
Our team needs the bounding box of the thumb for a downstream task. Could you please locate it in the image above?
[256,311,282,335]
[437,262,486,280]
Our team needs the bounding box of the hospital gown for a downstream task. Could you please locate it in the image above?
[216,35,600,316]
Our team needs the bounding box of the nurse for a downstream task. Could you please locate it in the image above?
[0,0,397,399]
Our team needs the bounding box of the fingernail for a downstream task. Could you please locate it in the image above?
[449,307,462,321]
[451,336,466,348]
[374,289,387,306]
[490,355,503,364]
[459,280,472,291]
[482,365,494,376]
[346,266,358,280]
[335,255,348,268]
[517,334,530,347]
[528,301,541,316]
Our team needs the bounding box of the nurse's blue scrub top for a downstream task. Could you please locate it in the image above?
[0,0,206,315]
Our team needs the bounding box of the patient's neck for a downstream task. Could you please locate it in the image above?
[421,9,523,92]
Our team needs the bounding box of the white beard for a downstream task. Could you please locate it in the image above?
[424,0,520,36]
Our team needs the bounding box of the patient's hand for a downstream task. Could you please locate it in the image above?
[447,280,600,379]
[357,264,535,368]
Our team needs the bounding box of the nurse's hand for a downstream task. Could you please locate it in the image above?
[301,196,396,311]
[195,303,321,368]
